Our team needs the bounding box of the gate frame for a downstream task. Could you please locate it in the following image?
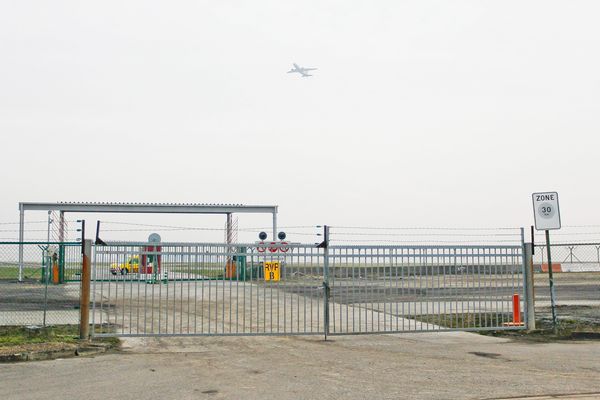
[85,238,531,338]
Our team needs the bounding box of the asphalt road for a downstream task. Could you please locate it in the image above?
[1,332,599,400]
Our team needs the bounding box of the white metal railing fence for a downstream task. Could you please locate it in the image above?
[89,242,526,337]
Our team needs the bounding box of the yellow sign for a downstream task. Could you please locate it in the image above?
[264,261,281,282]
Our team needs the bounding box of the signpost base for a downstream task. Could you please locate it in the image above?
[545,230,558,333]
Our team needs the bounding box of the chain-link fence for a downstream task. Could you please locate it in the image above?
[533,243,600,329]
[534,243,600,272]
[0,242,82,327]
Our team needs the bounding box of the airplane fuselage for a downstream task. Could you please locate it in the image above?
[287,63,316,77]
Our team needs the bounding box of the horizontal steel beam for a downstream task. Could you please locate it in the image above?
[19,202,277,215]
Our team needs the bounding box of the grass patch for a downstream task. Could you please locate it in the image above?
[535,314,600,335]
[411,309,600,341]
[0,267,43,281]
[168,267,224,278]
[0,325,80,347]
[0,325,119,348]
[412,313,516,329]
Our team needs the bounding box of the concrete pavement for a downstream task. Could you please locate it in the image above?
[1,331,599,400]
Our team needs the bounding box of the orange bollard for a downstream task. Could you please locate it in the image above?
[503,293,524,326]
[512,293,521,325]
[52,261,59,284]
[225,260,236,279]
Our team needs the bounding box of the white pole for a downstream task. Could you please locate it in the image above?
[47,211,52,243]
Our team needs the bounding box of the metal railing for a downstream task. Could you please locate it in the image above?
[91,243,325,336]
[0,241,527,336]
[328,245,525,334]
[89,242,526,337]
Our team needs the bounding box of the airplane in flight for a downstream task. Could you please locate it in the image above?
[287,63,317,78]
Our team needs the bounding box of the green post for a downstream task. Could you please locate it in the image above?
[238,247,247,281]
[58,244,65,283]
[40,249,48,284]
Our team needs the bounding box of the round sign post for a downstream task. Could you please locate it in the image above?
[532,192,561,332]
[144,233,162,282]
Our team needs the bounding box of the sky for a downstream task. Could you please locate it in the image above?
[1,1,599,243]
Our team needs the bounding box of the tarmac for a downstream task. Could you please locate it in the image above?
[0,331,599,400]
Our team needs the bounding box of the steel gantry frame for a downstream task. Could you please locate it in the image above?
[17,202,278,281]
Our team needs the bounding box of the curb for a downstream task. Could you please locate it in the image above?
[0,343,113,363]
[570,331,600,340]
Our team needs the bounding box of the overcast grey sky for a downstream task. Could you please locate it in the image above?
[1,1,599,242]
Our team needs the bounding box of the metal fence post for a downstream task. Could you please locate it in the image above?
[79,239,92,339]
[18,205,24,282]
[523,243,536,330]
[322,226,330,340]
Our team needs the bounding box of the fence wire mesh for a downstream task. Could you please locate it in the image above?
[0,242,82,327]
[533,243,600,329]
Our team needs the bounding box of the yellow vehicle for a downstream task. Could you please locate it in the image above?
[110,256,140,275]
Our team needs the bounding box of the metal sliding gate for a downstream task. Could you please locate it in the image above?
[91,243,326,336]
[327,245,526,335]
[91,243,526,337]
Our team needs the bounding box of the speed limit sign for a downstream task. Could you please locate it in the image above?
[532,192,561,230]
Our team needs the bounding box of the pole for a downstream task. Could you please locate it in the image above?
[226,213,233,278]
[545,230,558,332]
[18,205,24,282]
[42,251,50,327]
[226,213,233,245]
[530,225,535,255]
[58,211,65,283]
[272,212,277,242]
[322,225,330,340]
[47,211,52,243]
[44,211,52,283]
[79,239,92,339]
[58,211,65,242]
[523,243,536,330]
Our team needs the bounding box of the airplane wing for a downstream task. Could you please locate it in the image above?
[293,63,301,69]
[301,72,312,77]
